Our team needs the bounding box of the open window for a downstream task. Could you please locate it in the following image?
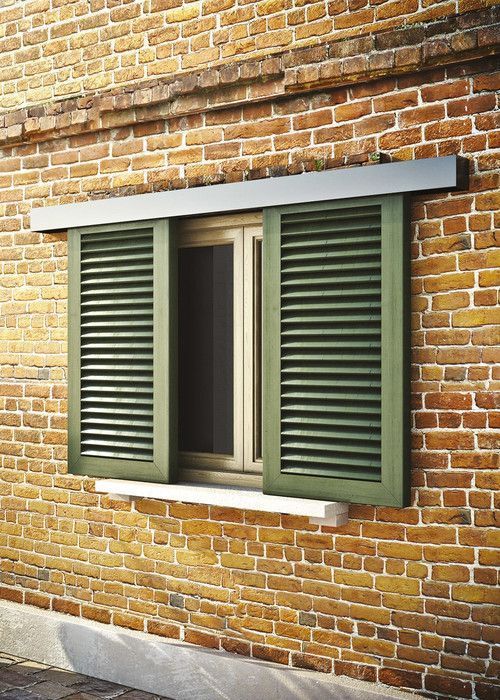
[177,213,263,488]
[68,196,410,506]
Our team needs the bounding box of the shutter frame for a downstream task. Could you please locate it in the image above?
[68,219,176,483]
[263,195,410,507]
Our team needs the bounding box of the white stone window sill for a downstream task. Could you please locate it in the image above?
[94,479,349,527]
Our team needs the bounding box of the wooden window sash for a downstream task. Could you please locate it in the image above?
[177,213,263,488]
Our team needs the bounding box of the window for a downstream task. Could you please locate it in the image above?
[69,195,410,506]
[177,214,263,488]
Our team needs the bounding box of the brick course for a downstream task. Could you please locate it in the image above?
[1,2,499,699]
[1,0,498,112]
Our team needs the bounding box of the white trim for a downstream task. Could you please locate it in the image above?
[94,478,349,526]
[31,156,466,232]
[0,600,419,700]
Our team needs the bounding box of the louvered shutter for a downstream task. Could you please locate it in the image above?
[263,195,410,506]
[68,220,175,482]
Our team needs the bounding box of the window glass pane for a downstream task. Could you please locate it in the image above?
[254,238,262,461]
[178,244,234,455]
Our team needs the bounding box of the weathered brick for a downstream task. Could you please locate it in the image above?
[0,7,498,698]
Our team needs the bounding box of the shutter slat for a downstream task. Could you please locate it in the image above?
[81,286,153,298]
[281,328,380,337]
[82,373,153,381]
[282,464,380,481]
[82,396,153,405]
[82,437,152,449]
[282,234,380,248]
[82,449,154,460]
[282,341,381,349]
[281,428,380,442]
[81,364,153,372]
[82,318,153,325]
[81,353,153,360]
[81,407,153,416]
[81,342,153,348]
[282,261,380,275]
[81,310,152,318]
[282,352,380,361]
[281,274,382,287]
[82,330,151,343]
[82,429,153,439]
[281,452,380,468]
[82,297,154,304]
[81,229,153,245]
[282,378,381,389]
[282,314,380,324]
[281,358,380,377]
[281,247,380,262]
[278,203,383,481]
[282,403,380,416]
[80,251,153,264]
[82,415,153,424]
[79,228,154,463]
[282,441,380,455]
[281,207,380,225]
[282,225,380,238]
[281,390,380,400]
[81,386,153,395]
[282,288,380,300]
[282,416,381,428]
[81,275,154,286]
[282,301,380,312]
[81,264,153,276]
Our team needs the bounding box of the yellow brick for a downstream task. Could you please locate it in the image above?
[407,562,428,579]
[109,540,142,555]
[220,553,255,570]
[259,528,294,544]
[177,550,218,566]
[452,308,500,327]
[375,576,421,596]
[334,571,373,588]
[167,3,201,22]
[452,584,500,604]
[352,637,396,658]
[382,593,423,612]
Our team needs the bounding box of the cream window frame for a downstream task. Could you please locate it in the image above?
[177,212,263,488]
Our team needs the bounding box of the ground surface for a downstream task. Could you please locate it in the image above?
[0,654,173,700]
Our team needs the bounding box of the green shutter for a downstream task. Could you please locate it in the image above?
[68,219,176,482]
[263,195,410,507]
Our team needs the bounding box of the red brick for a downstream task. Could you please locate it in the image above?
[425,674,473,698]
[379,668,422,689]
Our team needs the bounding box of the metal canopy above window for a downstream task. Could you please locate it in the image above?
[31,156,467,232]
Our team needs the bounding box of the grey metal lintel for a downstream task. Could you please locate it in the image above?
[31,156,468,232]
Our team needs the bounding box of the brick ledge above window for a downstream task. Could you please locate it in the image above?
[94,479,349,527]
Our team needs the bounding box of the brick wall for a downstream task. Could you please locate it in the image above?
[1,2,500,699]
[1,0,499,111]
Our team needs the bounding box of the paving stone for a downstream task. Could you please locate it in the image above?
[10,662,50,676]
[0,657,174,700]
[27,682,76,700]
[0,669,38,688]
[31,671,87,688]
[0,690,45,700]
[63,695,106,700]
[69,680,128,699]
[119,692,173,700]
